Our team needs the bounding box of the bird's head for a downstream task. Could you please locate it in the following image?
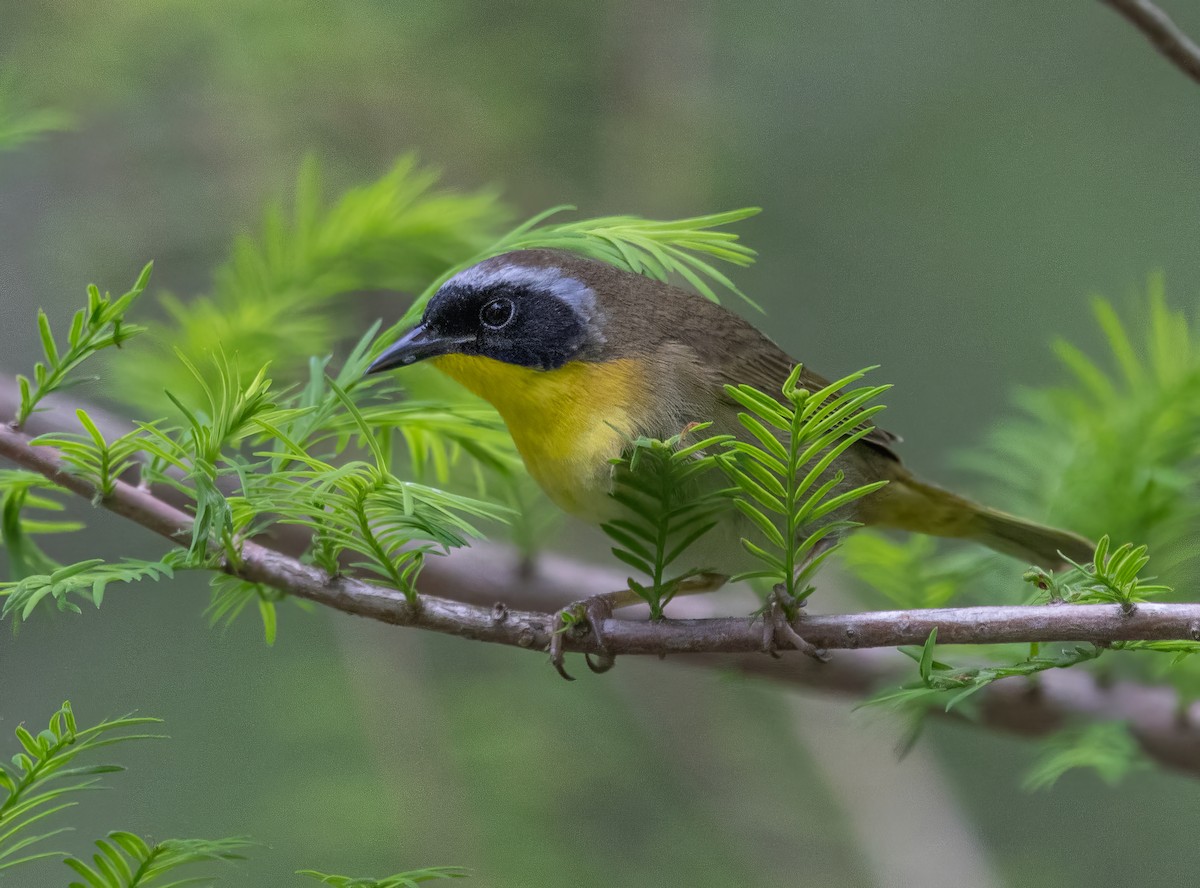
[367,250,613,375]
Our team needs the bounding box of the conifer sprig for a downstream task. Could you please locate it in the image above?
[297,866,469,887]
[4,265,507,630]
[1024,534,1170,609]
[0,469,79,579]
[0,555,181,620]
[0,78,72,152]
[722,366,890,606]
[1023,723,1149,791]
[866,628,1105,714]
[113,157,507,409]
[0,701,457,886]
[0,702,162,873]
[961,280,1200,584]
[494,207,761,303]
[600,423,735,618]
[63,833,251,888]
[33,412,154,499]
[596,372,893,619]
[15,263,153,428]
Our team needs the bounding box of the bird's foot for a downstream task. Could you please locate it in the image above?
[762,585,830,663]
[549,593,617,681]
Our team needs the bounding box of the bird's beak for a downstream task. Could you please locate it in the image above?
[366,324,473,374]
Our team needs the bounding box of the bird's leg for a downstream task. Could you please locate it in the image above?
[548,572,728,680]
[762,586,830,662]
[548,590,624,681]
[761,538,836,662]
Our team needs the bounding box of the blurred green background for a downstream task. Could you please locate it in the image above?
[3,1,1200,886]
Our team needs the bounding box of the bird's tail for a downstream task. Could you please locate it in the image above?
[864,473,1094,570]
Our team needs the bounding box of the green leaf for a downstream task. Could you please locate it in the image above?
[739,538,787,574]
[917,628,938,685]
[611,548,653,578]
[732,500,786,549]
[37,311,59,367]
[599,523,655,563]
[736,414,789,461]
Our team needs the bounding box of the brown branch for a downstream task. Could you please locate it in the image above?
[6,420,1200,654]
[1104,0,1200,85]
[7,380,1200,778]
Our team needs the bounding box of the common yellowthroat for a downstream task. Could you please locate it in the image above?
[368,249,1092,665]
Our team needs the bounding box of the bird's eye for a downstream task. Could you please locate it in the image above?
[479,297,515,330]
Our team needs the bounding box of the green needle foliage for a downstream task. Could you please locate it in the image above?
[112,157,509,411]
[3,159,777,632]
[2,263,507,633]
[1023,723,1150,791]
[0,470,80,579]
[962,279,1200,585]
[866,629,1104,715]
[245,373,506,597]
[15,263,153,428]
[846,279,1200,610]
[512,208,760,301]
[257,325,515,488]
[601,423,735,618]
[722,366,890,606]
[137,353,308,561]
[298,866,469,887]
[0,76,72,152]
[596,370,894,618]
[0,702,162,873]
[865,527,1185,776]
[64,833,251,888]
[0,701,456,885]
[0,555,181,620]
[246,456,502,598]
[864,629,1121,768]
[33,411,156,499]
[840,534,993,610]
[205,576,298,646]
[839,282,1200,786]
[1023,535,1170,609]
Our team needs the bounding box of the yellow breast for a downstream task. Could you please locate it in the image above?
[431,354,649,518]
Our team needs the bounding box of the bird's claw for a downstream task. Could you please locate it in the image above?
[762,587,830,663]
[549,594,617,680]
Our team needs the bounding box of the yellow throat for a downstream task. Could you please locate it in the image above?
[432,354,648,518]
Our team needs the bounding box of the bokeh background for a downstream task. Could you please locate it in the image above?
[3,2,1200,886]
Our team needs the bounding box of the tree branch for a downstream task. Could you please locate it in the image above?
[4,419,1200,654]
[7,381,1200,778]
[1104,0,1200,85]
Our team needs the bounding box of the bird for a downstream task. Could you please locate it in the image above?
[367,248,1093,675]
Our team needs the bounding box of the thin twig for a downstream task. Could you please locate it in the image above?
[1104,0,1200,85]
